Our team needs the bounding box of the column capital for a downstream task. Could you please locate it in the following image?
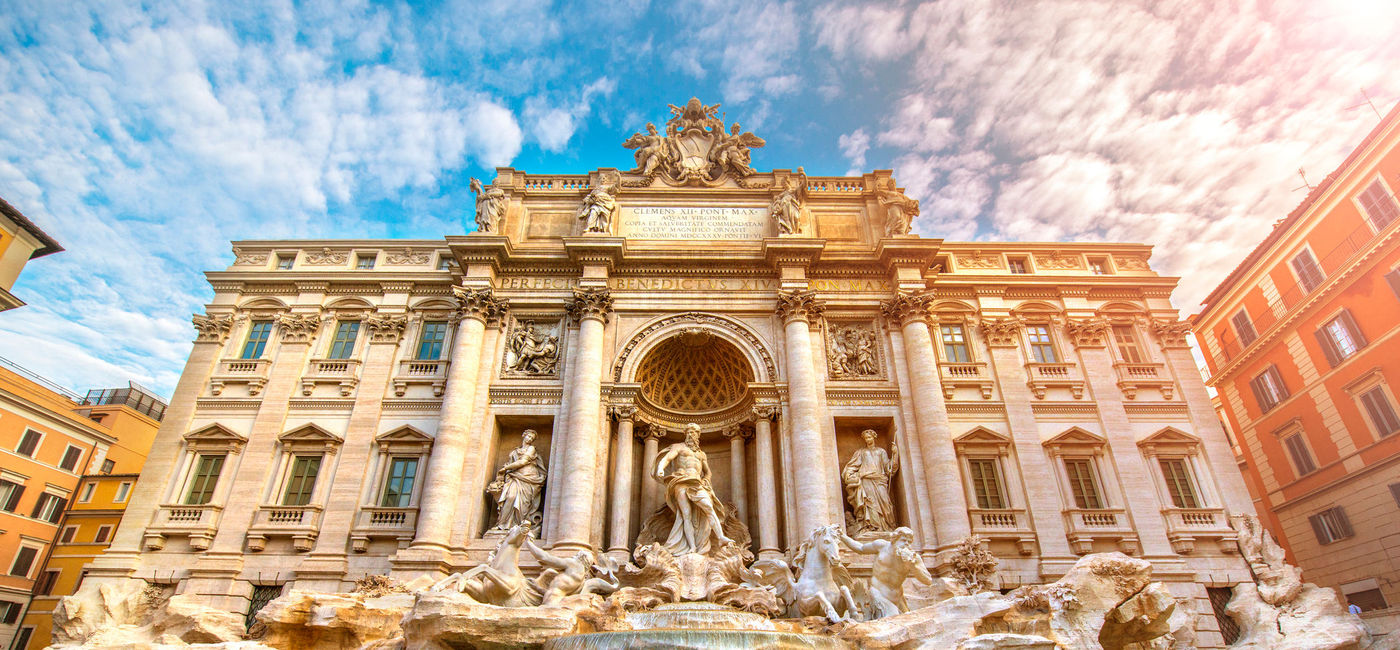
[978,316,1022,347]
[880,290,933,326]
[452,286,509,324]
[609,404,638,421]
[636,423,668,441]
[1150,318,1193,349]
[775,289,825,324]
[722,425,751,440]
[568,287,614,324]
[1064,317,1110,349]
[365,313,408,344]
[276,313,322,343]
[752,404,779,421]
[192,313,234,343]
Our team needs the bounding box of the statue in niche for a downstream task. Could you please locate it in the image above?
[487,429,546,531]
[578,177,618,234]
[653,423,735,555]
[771,171,806,235]
[622,122,677,176]
[506,321,559,375]
[839,527,932,618]
[470,177,507,234]
[876,177,920,236]
[843,429,900,535]
[828,325,879,378]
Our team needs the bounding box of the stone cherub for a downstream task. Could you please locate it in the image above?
[843,429,899,534]
[470,177,507,234]
[839,526,932,618]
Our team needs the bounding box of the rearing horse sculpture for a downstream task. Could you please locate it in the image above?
[430,522,541,607]
[749,525,862,623]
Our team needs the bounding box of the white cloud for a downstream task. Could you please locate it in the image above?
[838,129,870,176]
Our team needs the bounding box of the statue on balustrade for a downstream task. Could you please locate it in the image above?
[487,429,546,531]
[652,423,734,556]
[877,177,919,236]
[843,429,900,534]
[578,177,618,234]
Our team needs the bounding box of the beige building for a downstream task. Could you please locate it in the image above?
[0,196,63,312]
[87,100,1254,647]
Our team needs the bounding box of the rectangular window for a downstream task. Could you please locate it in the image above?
[1063,458,1104,509]
[0,601,21,625]
[1158,458,1201,508]
[36,569,60,595]
[184,454,226,505]
[115,481,131,503]
[436,256,452,271]
[355,254,376,269]
[1249,365,1290,412]
[79,483,96,503]
[1283,432,1317,476]
[93,525,112,544]
[1346,588,1389,612]
[1359,178,1400,230]
[247,585,284,628]
[60,445,83,471]
[9,546,38,577]
[327,321,360,359]
[60,525,78,543]
[31,493,66,523]
[1391,482,1400,508]
[240,320,274,359]
[416,321,449,361]
[1112,325,1145,363]
[380,457,419,507]
[940,323,972,363]
[276,255,295,270]
[1316,310,1366,366]
[0,479,22,512]
[1026,325,1059,363]
[1308,506,1354,544]
[967,458,1006,509]
[1088,257,1111,275]
[282,455,322,506]
[1007,257,1029,274]
[1231,309,1258,347]
[13,627,33,649]
[16,429,42,456]
[1290,249,1326,292]
[1360,387,1400,438]
[100,458,115,474]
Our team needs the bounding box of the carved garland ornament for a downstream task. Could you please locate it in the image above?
[775,289,825,323]
[232,249,268,266]
[1035,250,1083,270]
[955,250,1001,270]
[1064,318,1111,349]
[192,314,234,343]
[451,286,509,323]
[612,312,777,382]
[1150,319,1193,349]
[567,287,614,323]
[364,314,408,343]
[304,247,350,265]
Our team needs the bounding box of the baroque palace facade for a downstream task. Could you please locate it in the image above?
[87,100,1253,647]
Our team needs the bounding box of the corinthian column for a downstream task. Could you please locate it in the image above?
[409,287,506,552]
[776,289,831,538]
[881,291,971,548]
[752,405,781,558]
[553,288,613,551]
[607,405,637,557]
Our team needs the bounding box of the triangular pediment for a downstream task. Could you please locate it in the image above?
[279,423,343,444]
[184,423,247,444]
[1043,427,1106,447]
[955,427,1011,444]
[1138,427,1201,453]
[376,425,432,444]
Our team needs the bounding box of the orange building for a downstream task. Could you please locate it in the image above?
[1193,103,1400,626]
[0,361,161,649]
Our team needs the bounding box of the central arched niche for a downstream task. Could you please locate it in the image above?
[635,331,754,415]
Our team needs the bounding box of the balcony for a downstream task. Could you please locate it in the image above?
[1161,507,1237,554]
[939,362,995,400]
[1024,362,1086,399]
[1112,362,1175,400]
[1063,507,1138,555]
[144,503,223,551]
[348,506,419,553]
[246,504,324,552]
[301,358,362,396]
[209,358,272,396]
[391,359,450,397]
[968,508,1037,555]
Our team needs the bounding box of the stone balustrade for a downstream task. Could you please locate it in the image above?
[1063,507,1139,555]
[938,362,995,399]
[349,506,419,553]
[144,503,223,551]
[391,359,450,397]
[247,504,324,552]
[301,358,362,396]
[209,358,272,396]
[1024,362,1086,399]
[1160,506,1236,554]
[1112,362,1175,399]
[968,507,1037,555]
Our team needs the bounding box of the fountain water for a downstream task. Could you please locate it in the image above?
[542,602,852,650]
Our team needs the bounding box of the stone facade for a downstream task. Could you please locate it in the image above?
[84,101,1255,648]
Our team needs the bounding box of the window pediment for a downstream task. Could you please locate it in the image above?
[954,426,1011,455]
[1138,427,1200,455]
[1010,301,1062,323]
[183,423,248,454]
[280,423,344,454]
[1043,427,1107,456]
[376,425,434,454]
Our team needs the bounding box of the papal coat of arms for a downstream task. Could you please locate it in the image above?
[622,97,766,187]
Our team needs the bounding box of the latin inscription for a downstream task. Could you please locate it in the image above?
[618,206,768,240]
[496,276,890,292]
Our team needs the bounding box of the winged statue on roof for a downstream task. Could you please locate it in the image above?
[622,97,766,187]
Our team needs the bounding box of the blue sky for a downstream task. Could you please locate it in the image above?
[2,0,1399,398]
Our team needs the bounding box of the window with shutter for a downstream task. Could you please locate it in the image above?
[1283,433,1317,476]
[1063,458,1104,509]
[0,479,21,512]
[1290,249,1326,292]
[60,445,83,471]
[282,455,322,506]
[1316,310,1365,366]
[1158,458,1201,508]
[1387,269,1400,301]
[16,429,41,456]
[1112,325,1145,363]
[1358,179,1400,230]
[1308,506,1354,544]
[1359,387,1400,437]
[941,324,972,362]
[184,454,226,505]
[967,458,1006,509]
[9,546,38,577]
[1231,310,1257,346]
[1249,365,1289,412]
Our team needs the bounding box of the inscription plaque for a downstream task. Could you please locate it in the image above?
[618,206,768,240]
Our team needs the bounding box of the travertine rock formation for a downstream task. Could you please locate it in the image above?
[51,578,246,647]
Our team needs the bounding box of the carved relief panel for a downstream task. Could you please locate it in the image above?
[501,317,564,378]
[824,321,883,380]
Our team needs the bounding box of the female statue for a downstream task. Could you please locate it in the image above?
[488,429,547,530]
[842,429,899,534]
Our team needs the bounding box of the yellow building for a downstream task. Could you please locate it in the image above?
[0,362,162,650]
[0,196,63,312]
